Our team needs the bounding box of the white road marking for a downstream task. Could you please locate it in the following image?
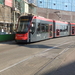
[42,41,73,53]
[0,41,74,73]
[59,48,69,54]
[0,56,34,73]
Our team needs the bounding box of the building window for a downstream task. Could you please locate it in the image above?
[54,3,56,5]
[40,1,42,3]
[65,5,67,7]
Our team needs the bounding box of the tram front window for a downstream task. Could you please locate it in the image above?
[17,22,29,33]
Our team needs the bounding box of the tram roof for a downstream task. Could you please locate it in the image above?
[70,23,75,25]
[33,16,53,22]
[54,20,68,24]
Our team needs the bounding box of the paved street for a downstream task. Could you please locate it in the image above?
[0,36,75,75]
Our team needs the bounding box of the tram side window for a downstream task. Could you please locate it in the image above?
[37,23,49,33]
[50,25,52,31]
[46,25,48,32]
[60,25,68,32]
[37,23,41,33]
[60,25,63,32]
[41,24,45,32]
[60,25,65,32]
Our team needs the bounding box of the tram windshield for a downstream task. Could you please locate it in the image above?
[17,21,30,33]
[17,16,33,33]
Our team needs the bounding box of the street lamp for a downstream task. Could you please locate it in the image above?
[47,0,49,18]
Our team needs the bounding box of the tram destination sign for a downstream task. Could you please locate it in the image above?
[20,16,33,22]
[20,19,29,22]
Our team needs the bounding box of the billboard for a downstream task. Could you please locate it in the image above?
[5,0,12,7]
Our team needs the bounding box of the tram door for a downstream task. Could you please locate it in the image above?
[56,25,60,37]
[56,29,60,36]
[49,24,53,38]
[72,26,75,35]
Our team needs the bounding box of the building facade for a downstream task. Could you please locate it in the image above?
[0,0,15,42]
[0,0,13,35]
[0,0,37,33]
[37,7,75,23]
[13,0,29,29]
[0,0,37,42]
[20,0,29,15]
[36,0,75,23]
[28,0,37,15]
[37,0,75,12]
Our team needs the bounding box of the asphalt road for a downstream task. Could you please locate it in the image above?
[0,36,75,75]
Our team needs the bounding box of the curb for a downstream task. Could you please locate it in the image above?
[0,41,15,46]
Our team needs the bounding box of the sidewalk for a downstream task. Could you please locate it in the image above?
[35,48,75,75]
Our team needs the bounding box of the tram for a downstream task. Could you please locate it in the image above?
[70,23,75,35]
[15,15,75,43]
[53,20,70,37]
